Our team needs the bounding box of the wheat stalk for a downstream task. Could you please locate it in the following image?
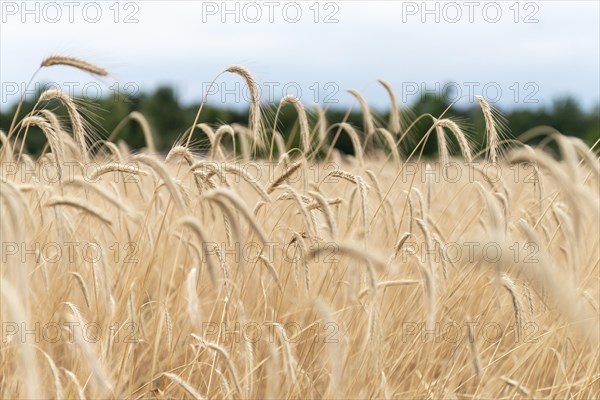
[280,95,311,154]
[378,79,401,134]
[63,369,86,400]
[348,88,376,147]
[108,111,156,153]
[328,123,365,166]
[308,190,339,240]
[436,118,472,162]
[465,316,481,376]
[133,154,186,211]
[20,115,65,182]
[258,254,283,292]
[191,334,242,396]
[500,273,523,341]
[45,196,113,225]
[226,66,264,151]
[267,161,302,194]
[179,216,218,285]
[39,89,89,162]
[163,372,205,399]
[434,120,450,167]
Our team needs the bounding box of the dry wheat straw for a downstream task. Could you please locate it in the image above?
[70,272,91,309]
[500,376,530,396]
[570,137,600,180]
[236,302,255,397]
[512,220,597,342]
[582,291,599,313]
[205,188,268,245]
[475,182,504,240]
[289,231,308,289]
[306,197,343,211]
[325,170,370,242]
[109,111,156,153]
[63,369,86,400]
[214,368,232,399]
[308,190,339,240]
[258,254,283,292]
[411,187,427,220]
[494,191,510,233]
[21,110,65,155]
[88,162,147,180]
[20,115,65,176]
[434,121,450,167]
[216,162,270,201]
[166,145,195,165]
[272,131,288,161]
[308,242,386,273]
[100,140,122,161]
[133,154,186,211]
[312,104,328,145]
[40,350,63,400]
[465,316,481,376]
[553,205,578,275]
[313,299,343,395]
[192,334,242,396]
[186,267,199,326]
[211,125,235,160]
[64,311,113,396]
[266,341,280,399]
[0,129,13,161]
[365,169,392,235]
[38,109,69,155]
[375,128,401,167]
[163,307,173,351]
[65,177,131,213]
[230,123,252,160]
[367,300,380,349]
[276,324,298,387]
[500,273,523,341]
[179,217,217,285]
[163,373,205,399]
[0,282,41,399]
[415,257,436,332]
[389,232,413,267]
[281,186,317,242]
[358,279,419,299]
[328,123,364,166]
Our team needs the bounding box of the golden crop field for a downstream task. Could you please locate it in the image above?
[1,57,599,399]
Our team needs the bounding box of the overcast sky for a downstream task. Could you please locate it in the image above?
[1,1,599,111]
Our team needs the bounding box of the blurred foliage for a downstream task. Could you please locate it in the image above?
[1,83,598,157]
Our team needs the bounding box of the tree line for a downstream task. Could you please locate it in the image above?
[1,85,598,156]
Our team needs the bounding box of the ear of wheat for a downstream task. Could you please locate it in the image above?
[41,55,108,76]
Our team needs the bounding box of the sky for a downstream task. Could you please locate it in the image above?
[1,0,599,112]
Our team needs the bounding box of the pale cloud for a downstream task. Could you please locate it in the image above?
[1,1,598,110]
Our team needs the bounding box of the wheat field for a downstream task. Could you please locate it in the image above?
[0,57,599,399]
